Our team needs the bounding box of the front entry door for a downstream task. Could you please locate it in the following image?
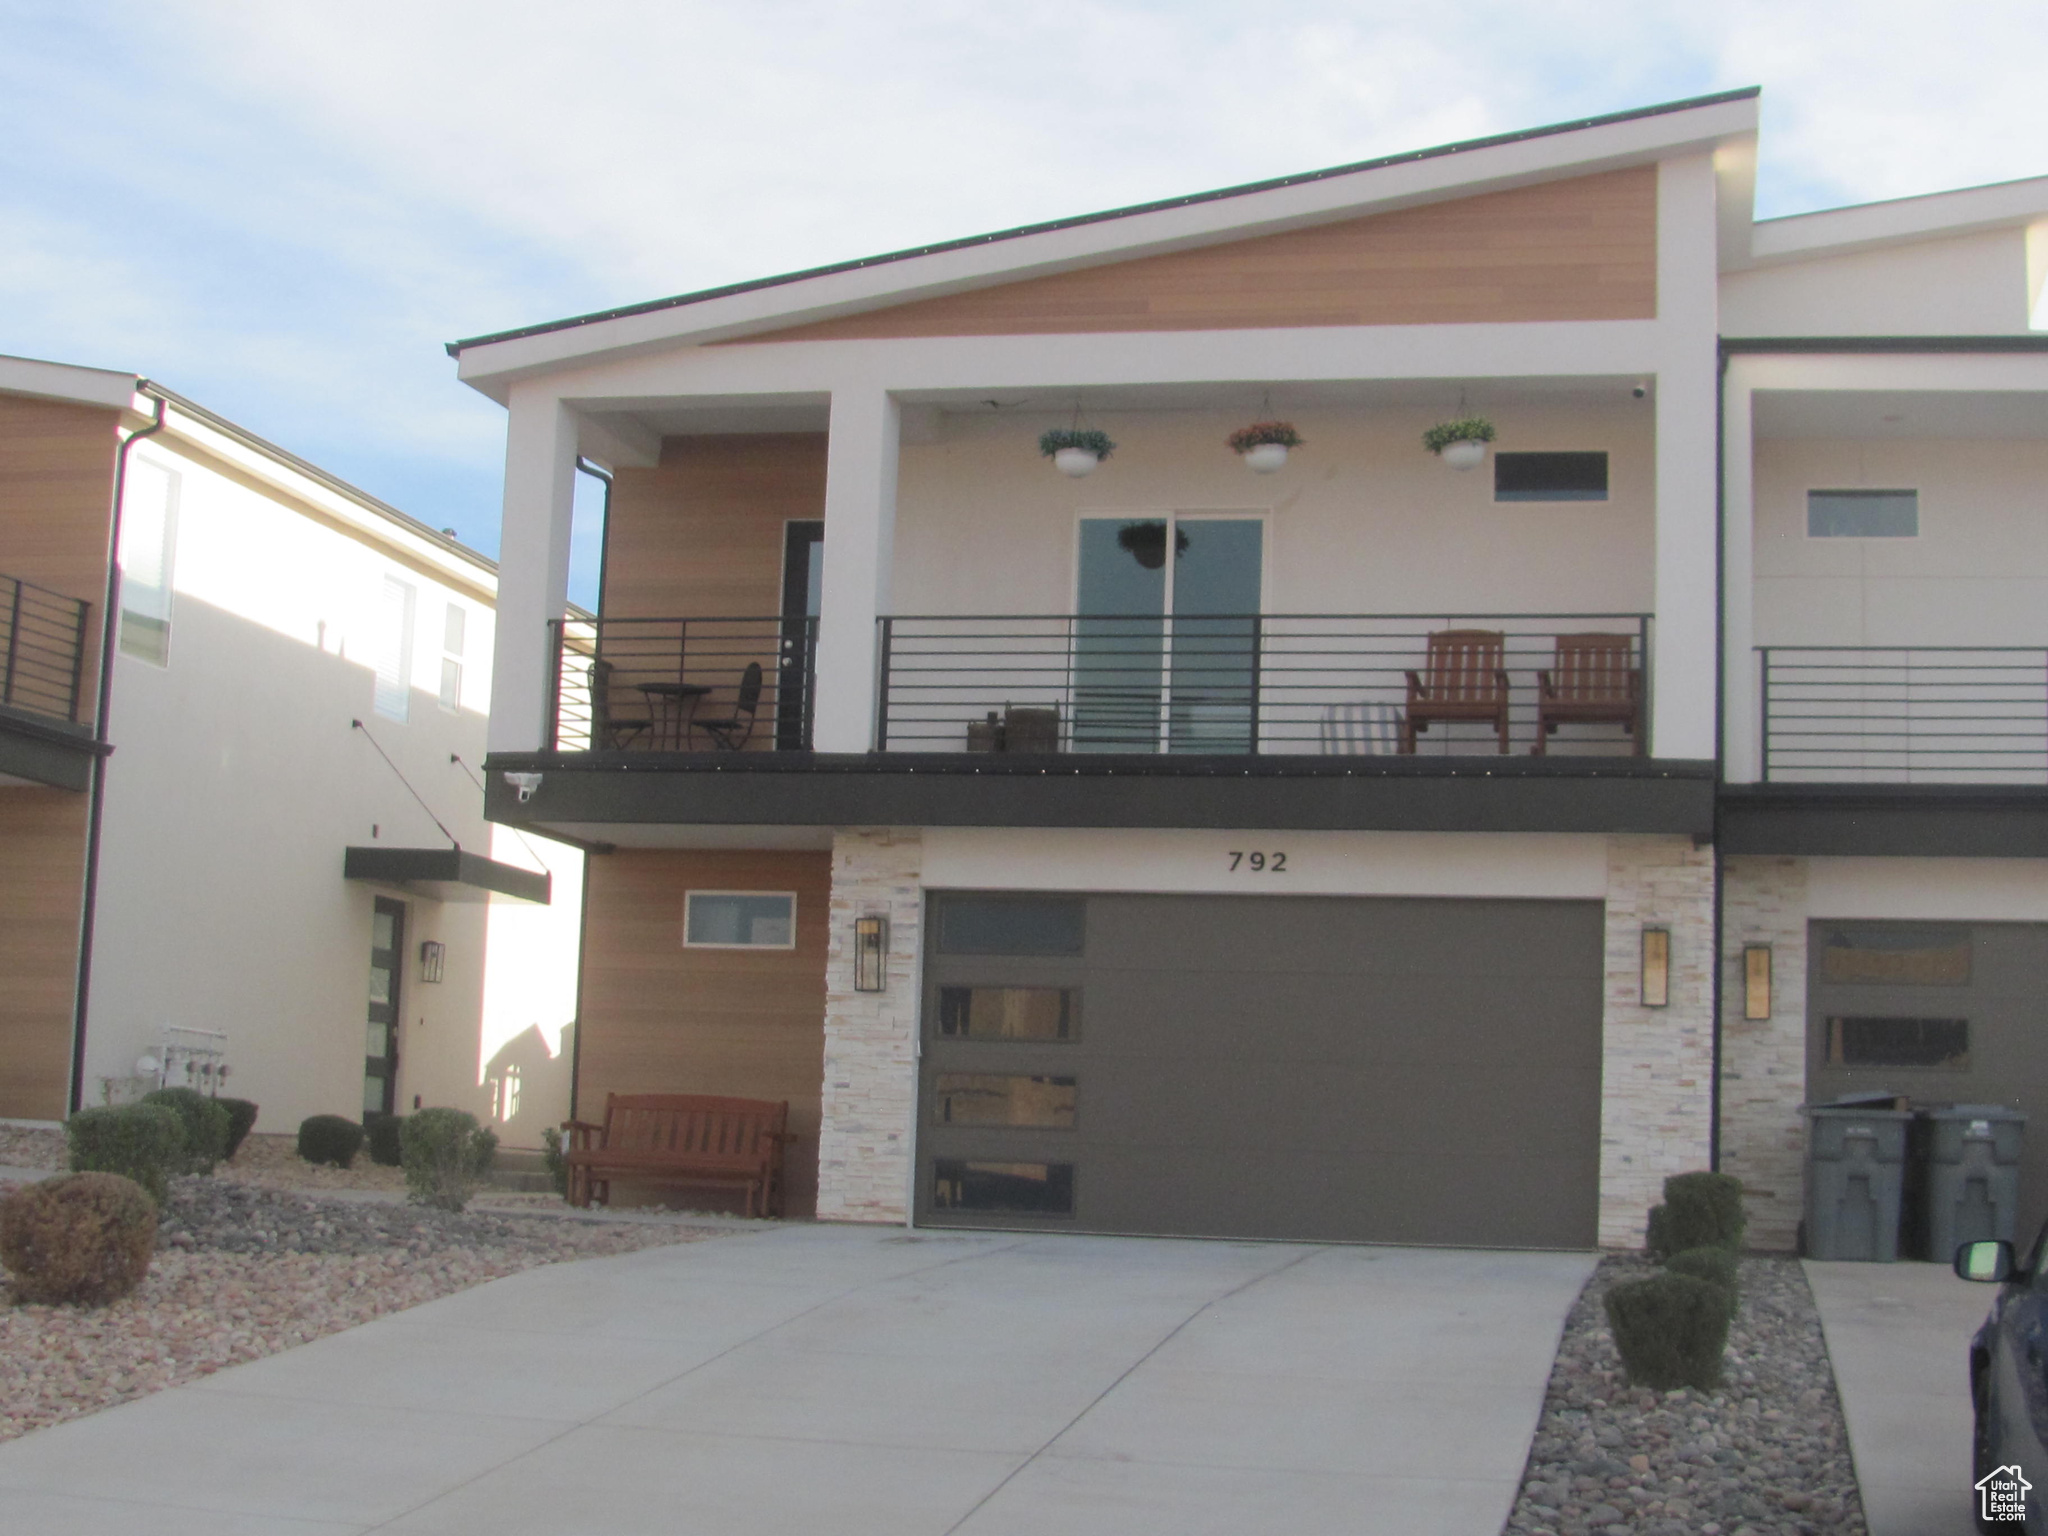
[365,898,404,1117]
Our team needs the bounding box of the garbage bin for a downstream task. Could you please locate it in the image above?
[1805,1095,1912,1262]
[1918,1104,2026,1264]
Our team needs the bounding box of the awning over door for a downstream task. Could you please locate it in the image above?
[342,846,549,904]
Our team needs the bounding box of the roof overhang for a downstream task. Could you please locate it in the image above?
[342,846,550,904]
[1720,784,2048,858]
[0,353,139,413]
[1740,173,2048,271]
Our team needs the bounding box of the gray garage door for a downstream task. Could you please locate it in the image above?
[1808,920,2048,1243]
[916,892,1604,1248]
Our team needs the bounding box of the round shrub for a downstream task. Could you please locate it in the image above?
[0,1172,157,1305]
[140,1087,231,1175]
[1646,1170,1747,1260]
[400,1108,498,1212]
[365,1113,404,1168]
[65,1104,183,1206]
[1604,1272,1730,1392]
[297,1114,364,1169]
[217,1098,260,1160]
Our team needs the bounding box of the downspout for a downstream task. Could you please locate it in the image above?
[70,387,168,1113]
[1709,343,1730,1171]
[575,457,614,620]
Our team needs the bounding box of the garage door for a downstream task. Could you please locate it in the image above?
[916,892,1603,1248]
[1808,920,2048,1243]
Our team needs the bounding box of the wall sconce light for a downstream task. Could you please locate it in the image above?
[1743,944,1772,1021]
[1641,927,1670,1008]
[853,915,888,992]
[419,940,446,984]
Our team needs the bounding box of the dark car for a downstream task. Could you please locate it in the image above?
[1959,1232,2048,1529]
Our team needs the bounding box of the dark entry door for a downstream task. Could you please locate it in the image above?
[917,891,1604,1247]
[777,520,823,750]
[365,897,404,1117]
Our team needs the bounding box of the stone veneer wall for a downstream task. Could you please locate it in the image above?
[1600,835,1716,1247]
[1717,855,1809,1251]
[816,828,924,1222]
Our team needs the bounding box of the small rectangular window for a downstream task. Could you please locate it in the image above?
[1819,926,1970,986]
[933,1074,1077,1128]
[1825,1016,1969,1070]
[119,458,179,665]
[933,1160,1074,1215]
[937,986,1076,1041]
[937,896,1085,955]
[1494,452,1608,502]
[438,657,462,711]
[374,576,416,721]
[443,604,466,657]
[684,891,796,948]
[1808,490,1918,538]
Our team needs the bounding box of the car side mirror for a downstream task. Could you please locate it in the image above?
[1956,1239,2018,1283]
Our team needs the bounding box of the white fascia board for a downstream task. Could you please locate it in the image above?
[457,97,1758,399]
[1728,351,2048,394]
[1749,174,2048,267]
[534,320,1672,424]
[154,404,499,599]
[0,352,139,412]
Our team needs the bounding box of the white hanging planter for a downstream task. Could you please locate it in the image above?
[1242,442,1289,474]
[1053,447,1100,478]
[1441,439,1487,472]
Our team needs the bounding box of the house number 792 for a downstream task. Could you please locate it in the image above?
[1227,851,1287,872]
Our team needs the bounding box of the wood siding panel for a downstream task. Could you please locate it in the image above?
[0,393,119,716]
[603,435,827,621]
[739,168,1656,343]
[578,849,830,1215]
[0,788,88,1118]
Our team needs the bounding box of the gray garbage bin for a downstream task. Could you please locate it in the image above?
[1920,1104,2025,1263]
[1805,1096,1912,1262]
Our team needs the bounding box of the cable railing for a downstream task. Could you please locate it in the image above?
[878,612,1652,756]
[547,615,817,752]
[0,573,90,724]
[1759,646,2048,783]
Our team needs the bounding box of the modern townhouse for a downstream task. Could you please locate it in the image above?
[0,353,581,1149]
[458,87,2048,1250]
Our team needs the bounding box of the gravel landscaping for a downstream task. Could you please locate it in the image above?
[0,1170,725,1444]
[1504,1254,1867,1536]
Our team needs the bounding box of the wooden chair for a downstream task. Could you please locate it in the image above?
[587,659,652,750]
[690,660,764,751]
[1402,629,1511,755]
[1534,633,1643,755]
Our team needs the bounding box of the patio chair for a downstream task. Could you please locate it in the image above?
[1402,629,1511,755]
[587,659,652,750]
[1534,633,1643,755]
[690,660,764,751]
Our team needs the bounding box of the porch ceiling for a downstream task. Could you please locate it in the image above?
[1753,388,2048,440]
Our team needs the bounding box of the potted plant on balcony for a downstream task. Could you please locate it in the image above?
[1039,427,1115,478]
[1423,416,1496,471]
[1227,421,1302,473]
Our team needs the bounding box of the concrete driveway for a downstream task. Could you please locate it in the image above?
[0,1224,1592,1535]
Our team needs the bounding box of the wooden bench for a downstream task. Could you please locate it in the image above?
[562,1093,794,1216]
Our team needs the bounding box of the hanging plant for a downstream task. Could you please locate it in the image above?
[1039,427,1115,478]
[1227,421,1303,474]
[1116,521,1189,570]
[1422,416,1496,471]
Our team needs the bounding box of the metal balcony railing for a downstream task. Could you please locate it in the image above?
[878,612,1652,756]
[0,573,90,724]
[548,616,818,752]
[1759,646,2048,783]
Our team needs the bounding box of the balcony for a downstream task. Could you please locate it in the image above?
[1759,646,2048,784]
[0,572,96,790]
[548,616,818,753]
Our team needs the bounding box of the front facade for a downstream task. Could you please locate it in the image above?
[460,88,2048,1248]
[0,356,582,1150]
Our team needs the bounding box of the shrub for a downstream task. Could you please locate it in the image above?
[297,1114,364,1169]
[216,1098,260,1160]
[365,1113,404,1167]
[140,1088,230,1175]
[0,1172,157,1305]
[1646,1171,1747,1260]
[540,1126,569,1198]
[1665,1246,1741,1318]
[400,1108,498,1212]
[1605,1272,1730,1392]
[65,1104,183,1206]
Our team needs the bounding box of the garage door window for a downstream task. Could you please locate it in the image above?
[1826,1016,1969,1070]
[937,986,1077,1041]
[937,897,1084,955]
[933,1160,1075,1216]
[933,1074,1077,1128]
[1818,925,1970,986]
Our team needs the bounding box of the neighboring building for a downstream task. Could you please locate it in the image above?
[0,354,582,1149]
[454,87,2048,1249]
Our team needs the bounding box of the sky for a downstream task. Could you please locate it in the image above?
[4,1,2046,605]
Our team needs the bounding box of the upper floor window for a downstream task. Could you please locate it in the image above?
[1808,489,1918,538]
[118,458,179,666]
[438,602,465,712]
[373,576,415,721]
[1494,452,1608,502]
